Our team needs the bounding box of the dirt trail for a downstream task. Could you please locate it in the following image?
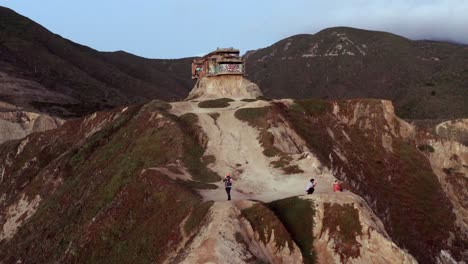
[170,100,337,202]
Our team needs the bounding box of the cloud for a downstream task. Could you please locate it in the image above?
[298,0,468,44]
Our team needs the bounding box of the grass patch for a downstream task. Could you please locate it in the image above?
[175,179,218,190]
[179,113,199,127]
[6,107,205,263]
[257,96,272,101]
[417,144,435,153]
[235,107,282,158]
[74,173,200,264]
[322,203,362,262]
[268,197,316,264]
[178,113,221,182]
[198,98,234,108]
[236,106,301,172]
[291,99,330,116]
[184,201,214,234]
[241,98,258,102]
[241,203,295,253]
[202,155,216,165]
[234,107,270,123]
[271,157,304,174]
[141,100,172,111]
[283,165,304,174]
[69,108,138,166]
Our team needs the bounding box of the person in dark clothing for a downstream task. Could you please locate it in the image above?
[223,173,233,201]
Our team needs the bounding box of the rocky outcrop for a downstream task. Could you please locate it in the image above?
[0,108,64,144]
[435,119,468,145]
[421,139,468,263]
[176,201,303,264]
[275,99,462,263]
[186,75,263,100]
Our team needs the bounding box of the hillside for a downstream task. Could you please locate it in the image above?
[0,95,466,263]
[245,27,468,119]
[1,7,467,120]
[0,6,194,117]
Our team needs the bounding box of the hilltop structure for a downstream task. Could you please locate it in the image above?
[187,48,261,100]
[191,48,244,79]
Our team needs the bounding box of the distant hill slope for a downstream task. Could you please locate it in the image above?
[1,7,467,120]
[0,7,194,117]
[245,27,468,119]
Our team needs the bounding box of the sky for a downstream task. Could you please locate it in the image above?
[1,0,467,58]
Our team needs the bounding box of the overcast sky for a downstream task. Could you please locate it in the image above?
[1,0,467,58]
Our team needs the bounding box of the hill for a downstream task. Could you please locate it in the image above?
[1,8,467,120]
[0,96,466,263]
[0,7,194,117]
[245,27,468,119]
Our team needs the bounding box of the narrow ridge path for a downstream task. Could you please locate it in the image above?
[169,100,338,202]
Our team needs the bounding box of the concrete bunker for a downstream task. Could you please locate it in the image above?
[191,48,244,79]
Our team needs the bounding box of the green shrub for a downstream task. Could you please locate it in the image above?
[241,203,295,253]
[198,98,234,108]
[234,107,270,123]
[184,201,214,234]
[291,99,330,116]
[268,197,316,264]
[175,179,218,190]
[142,100,172,111]
[417,144,435,153]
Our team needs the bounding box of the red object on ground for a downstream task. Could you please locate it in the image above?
[333,182,341,192]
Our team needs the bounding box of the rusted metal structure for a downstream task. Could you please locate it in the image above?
[191,48,244,79]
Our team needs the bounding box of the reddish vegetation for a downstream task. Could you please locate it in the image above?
[321,203,362,262]
[443,168,468,209]
[0,104,212,263]
[241,203,295,253]
[65,170,199,263]
[273,99,462,263]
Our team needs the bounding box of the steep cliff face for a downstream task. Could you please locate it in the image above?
[311,194,416,264]
[415,128,468,263]
[175,201,303,264]
[272,99,465,263]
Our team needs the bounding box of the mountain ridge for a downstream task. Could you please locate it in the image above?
[245,26,468,119]
[0,6,194,117]
[0,6,467,121]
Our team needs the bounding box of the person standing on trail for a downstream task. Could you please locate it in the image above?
[223,173,233,201]
[305,179,316,194]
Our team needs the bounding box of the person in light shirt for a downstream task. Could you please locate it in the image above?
[305,179,316,194]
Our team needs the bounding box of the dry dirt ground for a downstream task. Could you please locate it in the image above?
[169,99,338,203]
